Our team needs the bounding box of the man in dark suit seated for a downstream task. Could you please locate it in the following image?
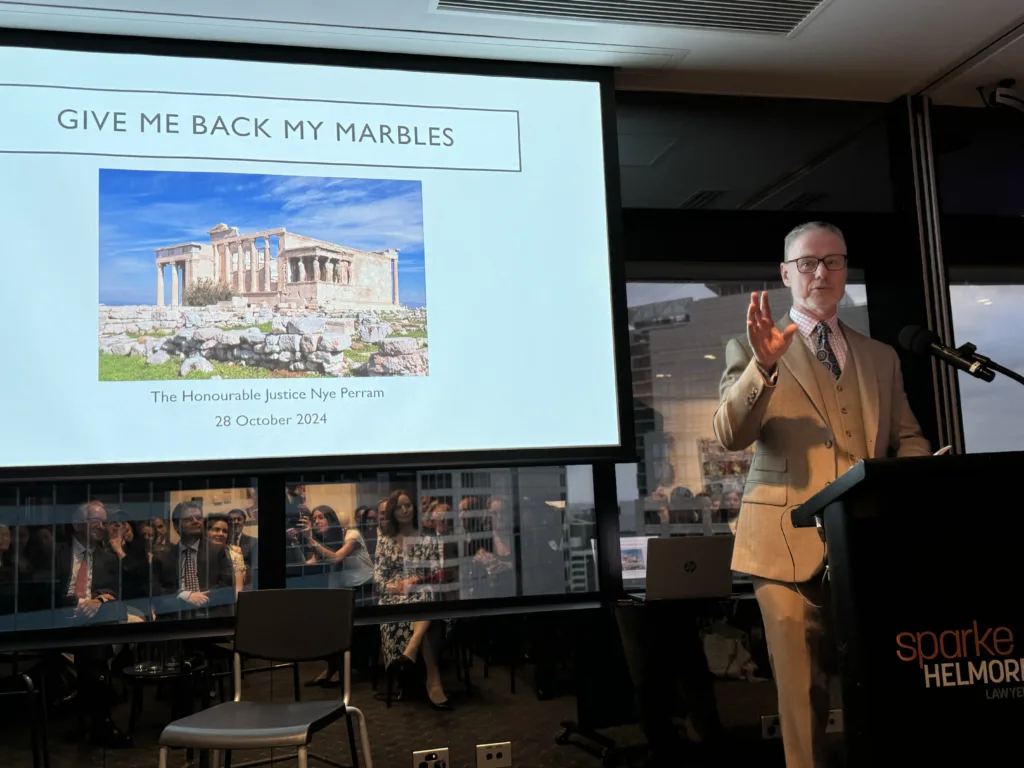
[152,501,235,619]
[54,501,132,748]
[227,508,257,568]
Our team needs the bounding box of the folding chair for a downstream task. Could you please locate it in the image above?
[156,589,372,768]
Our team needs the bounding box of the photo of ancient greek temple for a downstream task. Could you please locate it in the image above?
[154,223,400,308]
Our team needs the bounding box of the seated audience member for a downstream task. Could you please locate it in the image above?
[152,501,235,619]
[354,504,377,570]
[301,505,374,589]
[151,516,170,555]
[227,508,257,578]
[427,502,459,601]
[464,495,516,599]
[0,525,13,620]
[284,484,311,576]
[106,510,151,620]
[374,490,451,710]
[206,513,247,593]
[56,501,132,748]
[303,504,375,686]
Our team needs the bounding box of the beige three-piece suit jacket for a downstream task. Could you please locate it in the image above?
[713,314,931,583]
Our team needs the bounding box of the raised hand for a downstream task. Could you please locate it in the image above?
[746,291,797,369]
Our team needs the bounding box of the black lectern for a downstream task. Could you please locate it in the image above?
[792,452,1024,765]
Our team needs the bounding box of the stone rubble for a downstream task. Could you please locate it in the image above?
[98,304,427,378]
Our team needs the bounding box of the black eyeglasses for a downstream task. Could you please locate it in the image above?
[786,254,847,274]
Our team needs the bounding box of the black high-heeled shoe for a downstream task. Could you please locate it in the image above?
[428,698,454,712]
[304,668,338,687]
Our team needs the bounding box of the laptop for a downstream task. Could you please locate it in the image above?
[644,535,735,600]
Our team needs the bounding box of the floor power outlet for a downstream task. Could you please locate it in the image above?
[476,741,513,768]
[412,747,450,768]
[761,710,844,739]
[826,709,844,733]
[760,715,781,739]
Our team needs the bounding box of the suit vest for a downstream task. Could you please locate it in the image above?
[808,340,869,473]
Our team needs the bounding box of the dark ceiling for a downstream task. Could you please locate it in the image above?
[615,93,1024,216]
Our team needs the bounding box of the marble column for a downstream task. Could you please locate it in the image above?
[170,261,179,306]
[213,245,220,283]
[157,264,164,307]
[313,256,321,282]
[392,258,399,304]
[325,259,334,283]
[280,253,289,288]
[184,258,192,290]
[263,240,272,291]
[248,239,257,293]
[235,246,244,292]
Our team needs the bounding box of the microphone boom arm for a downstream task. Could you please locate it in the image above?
[957,342,1024,388]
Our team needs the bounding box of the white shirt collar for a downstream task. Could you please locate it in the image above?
[790,304,840,338]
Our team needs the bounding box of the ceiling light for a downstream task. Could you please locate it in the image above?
[704,354,717,360]
[977,297,990,303]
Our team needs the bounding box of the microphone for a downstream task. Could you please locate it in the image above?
[898,325,996,382]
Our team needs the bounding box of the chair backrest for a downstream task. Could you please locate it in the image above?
[234,589,354,662]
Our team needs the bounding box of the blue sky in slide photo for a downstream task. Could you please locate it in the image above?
[98,169,426,307]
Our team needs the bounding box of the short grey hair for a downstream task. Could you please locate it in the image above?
[783,221,846,261]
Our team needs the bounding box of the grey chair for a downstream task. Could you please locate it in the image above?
[156,589,372,768]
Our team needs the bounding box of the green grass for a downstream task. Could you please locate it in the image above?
[125,329,172,339]
[96,352,313,381]
[217,322,273,334]
[344,343,378,364]
[387,327,427,339]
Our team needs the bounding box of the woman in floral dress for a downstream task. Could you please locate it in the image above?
[374,490,451,710]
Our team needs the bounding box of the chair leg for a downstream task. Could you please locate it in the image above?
[158,746,169,768]
[347,706,373,768]
[296,746,308,768]
[37,668,50,768]
[23,678,41,768]
[224,750,233,768]
[345,711,360,768]
[129,682,144,735]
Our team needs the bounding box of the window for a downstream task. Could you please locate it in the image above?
[949,282,1024,452]
[0,480,257,633]
[283,465,598,602]
[617,280,869,586]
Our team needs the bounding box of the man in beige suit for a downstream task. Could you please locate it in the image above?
[713,221,930,768]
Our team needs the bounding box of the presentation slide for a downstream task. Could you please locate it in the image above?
[619,536,654,581]
[0,44,620,470]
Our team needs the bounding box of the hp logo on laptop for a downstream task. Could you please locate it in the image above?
[684,561,697,573]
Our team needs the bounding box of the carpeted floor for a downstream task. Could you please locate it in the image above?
[0,652,795,768]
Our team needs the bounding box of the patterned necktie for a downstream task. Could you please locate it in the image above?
[182,548,200,593]
[814,322,842,379]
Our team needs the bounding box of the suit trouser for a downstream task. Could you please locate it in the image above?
[752,576,835,768]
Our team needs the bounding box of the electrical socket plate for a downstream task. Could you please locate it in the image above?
[827,709,844,733]
[412,747,450,768]
[760,715,781,739]
[476,741,513,768]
